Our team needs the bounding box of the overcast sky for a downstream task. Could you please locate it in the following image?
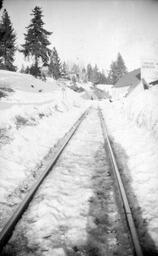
[3,0,158,71]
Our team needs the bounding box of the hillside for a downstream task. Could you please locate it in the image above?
[0,70,89,207]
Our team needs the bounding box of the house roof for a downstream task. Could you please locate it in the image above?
[114,68,141,88]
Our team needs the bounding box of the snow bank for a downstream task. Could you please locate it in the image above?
[123,83,158,138]
[0,89,85,127]
[100,100,158,253]
[0,70,58,92]
[0,71,90,223]
[0,104,88,205]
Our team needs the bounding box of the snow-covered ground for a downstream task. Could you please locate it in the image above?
[0,70,89,229]
[2,108,133,256]
[1,69,158,254]
[100,83,158,253]
[123,83,158,138]
[96,83,128,100]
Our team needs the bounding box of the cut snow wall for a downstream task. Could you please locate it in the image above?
[124,82,158,138]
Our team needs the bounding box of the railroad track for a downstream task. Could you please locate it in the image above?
[0,107,143,255]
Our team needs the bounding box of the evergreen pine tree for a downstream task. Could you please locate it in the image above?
[48,47,61,79]
[108,53,127,84]
[20,6,52,78]
[0,9,17,71]
[92,64,100,85]
[116,52,127,80]
[71,63,80,76]
[0,0,4,65]
[87,64,93,82]
[20,64,25,73]
[25,66,30,74]
[61,61,68,78]
[107,61,118,84]
[0,0,3,10]
[81,67,87,83]
[98,70,107,84]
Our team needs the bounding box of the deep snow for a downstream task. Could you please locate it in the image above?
[2,108,133,256]
[100,83,158,253]
[0,71,89,230]
[0,70,158,254]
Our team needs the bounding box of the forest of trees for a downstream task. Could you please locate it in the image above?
[0,0,128,84]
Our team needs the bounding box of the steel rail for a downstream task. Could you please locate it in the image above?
[0,107,90,252]
[98,107,143,256]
